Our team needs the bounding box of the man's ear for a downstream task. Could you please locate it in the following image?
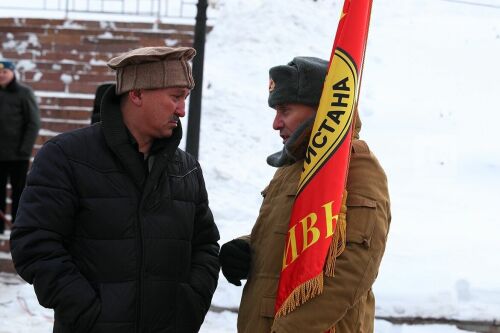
[128,89,143,106]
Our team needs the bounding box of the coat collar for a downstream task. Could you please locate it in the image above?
[100,84,182,189]
[267,109,363,167]
[266,116,314,168]
[0,76,19,92]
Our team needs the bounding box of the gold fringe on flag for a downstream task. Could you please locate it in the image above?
[275,273,324,318]
[324,190,348,277]
[275,191,348,318]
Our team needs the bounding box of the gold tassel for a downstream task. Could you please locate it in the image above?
[324,190,347,277]
[275,191,348,319]
[328,326,336,333]
[275,273,323,318]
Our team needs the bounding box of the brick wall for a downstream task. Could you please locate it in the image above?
[0,17,203,269]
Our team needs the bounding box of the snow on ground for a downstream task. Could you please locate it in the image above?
[0,274,468,333]
[199,0,500,323]
[1,0,500,332]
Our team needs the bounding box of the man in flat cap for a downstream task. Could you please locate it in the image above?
[219,57,391,332]
[10,47,220,333]
[0,60,40,234]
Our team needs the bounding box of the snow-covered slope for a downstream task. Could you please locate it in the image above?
[199,0,500,321]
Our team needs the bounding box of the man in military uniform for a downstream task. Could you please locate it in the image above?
[220,57,391,333]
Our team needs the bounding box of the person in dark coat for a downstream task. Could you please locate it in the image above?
[0,60,40,233]
[90,82,113,124]
[10,47,220,333]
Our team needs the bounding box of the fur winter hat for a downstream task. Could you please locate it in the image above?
[268,56,328,108]
[107,46,196,94]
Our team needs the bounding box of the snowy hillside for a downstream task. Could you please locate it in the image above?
[199,0,500,323]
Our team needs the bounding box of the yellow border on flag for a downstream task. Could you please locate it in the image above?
[298,48,358,192]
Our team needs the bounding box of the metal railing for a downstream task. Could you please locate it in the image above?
[0,0,211,20]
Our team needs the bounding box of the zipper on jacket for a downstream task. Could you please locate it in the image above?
[136,202,145,333]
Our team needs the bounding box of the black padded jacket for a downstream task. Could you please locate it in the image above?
[10,86,220,333]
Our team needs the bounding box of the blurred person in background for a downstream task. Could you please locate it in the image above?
[90,82,113,124]
[0,60,40,234]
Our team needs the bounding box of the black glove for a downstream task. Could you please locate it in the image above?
[219,239,251,286]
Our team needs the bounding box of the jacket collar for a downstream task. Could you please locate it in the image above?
[266,116,314,168]
[0,76,19,92]
[100,84,182,189]
[267,108,363,167]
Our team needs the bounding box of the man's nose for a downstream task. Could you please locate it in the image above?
[175,101,186,118]
[272,114,283,130]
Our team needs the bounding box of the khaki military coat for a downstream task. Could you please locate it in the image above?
[237,127,391,333]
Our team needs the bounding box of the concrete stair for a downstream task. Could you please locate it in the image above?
[0,16,201,153]
[0,17,197,95]
[0,16,206,272]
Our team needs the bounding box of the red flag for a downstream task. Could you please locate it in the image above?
[275,0,373,317]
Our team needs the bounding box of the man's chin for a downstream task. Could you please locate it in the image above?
[158,128,174,138]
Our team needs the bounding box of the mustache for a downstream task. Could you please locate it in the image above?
[170,116,180,123]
